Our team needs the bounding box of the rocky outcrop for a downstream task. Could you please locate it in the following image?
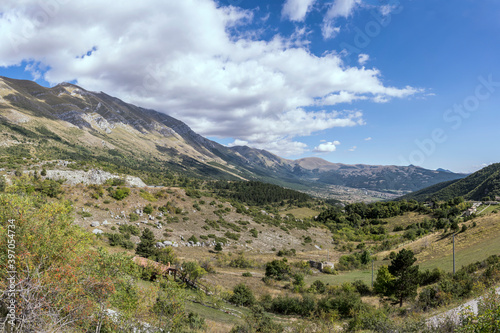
[46,169,146,186]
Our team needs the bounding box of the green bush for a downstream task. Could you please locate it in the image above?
[230,254,253,269]
[109,187,130,200]
[265,259,292,281]
[143,204,154,214]
[230,283,256,306]
[225,231,240,241]
[119,224,140,236]
[187,235,199,243]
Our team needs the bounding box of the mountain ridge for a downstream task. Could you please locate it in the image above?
[401,163,500,201]
[0,76,465,198]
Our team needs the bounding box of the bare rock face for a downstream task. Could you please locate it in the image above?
[45,169,146,186]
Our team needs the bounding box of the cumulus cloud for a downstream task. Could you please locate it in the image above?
[364,137,372,141]
[313,140,341,152]
[358,53,369,65]
[349,146,357,151]
[0,0,418,156]
[282,0,316,22]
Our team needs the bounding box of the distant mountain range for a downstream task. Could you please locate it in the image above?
[0,76,466,197]
[401,163,500,201]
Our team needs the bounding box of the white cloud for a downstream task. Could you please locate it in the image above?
[282,0,316,22]
[364,137,372,141]
[325,0,362,19]
[321,0,361,39]
[321,21,341,39]
[313,140,340,153]
[0,0,419,157]
[227,139,249,147]
[358,53,369,65]
[349,146,357,151]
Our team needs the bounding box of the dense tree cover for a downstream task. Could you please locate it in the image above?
[403,163,500,201]
[316,200,423,227]
[210,181,311,206]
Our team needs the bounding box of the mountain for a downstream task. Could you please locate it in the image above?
[436,168,453,173]
[0,76,465,197]
[401,163,500,201]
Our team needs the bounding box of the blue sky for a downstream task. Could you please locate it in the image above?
[1,0,499,173]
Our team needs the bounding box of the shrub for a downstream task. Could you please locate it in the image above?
[230,254,253,269]
[109,187,130,200]
[186,312,206,331]
[225,231,240,241]
[277,248,296,257]
[317,285,363,318]
[187,235,199,243]
[265,259,292,281]
[352,280,371,296]
[242,272,252,277]
[249,228,258,238]
[143,204,154,214]
[230,283,256,306]
[119,224,140,236]
[310,280,326,294]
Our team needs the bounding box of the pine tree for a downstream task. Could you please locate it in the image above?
[388,249,419,307]
[136,228,156,258]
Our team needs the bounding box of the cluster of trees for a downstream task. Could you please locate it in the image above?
[210,181,311,206]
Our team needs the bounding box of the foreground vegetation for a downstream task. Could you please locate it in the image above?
[1,168,500,332]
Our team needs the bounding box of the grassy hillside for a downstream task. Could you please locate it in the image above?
[402,163,500,201]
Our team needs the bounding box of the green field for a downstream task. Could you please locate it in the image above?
[419,232,500,271]
[305,260,387,286]
[477,204,499,215]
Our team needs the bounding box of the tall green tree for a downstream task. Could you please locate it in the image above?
[136,228,156,258]
[388,249,419,307]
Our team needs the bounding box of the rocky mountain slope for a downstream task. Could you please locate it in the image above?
[0,76,464,197]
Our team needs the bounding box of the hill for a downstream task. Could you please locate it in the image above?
[401,163,500,201]
[0,76,464,199]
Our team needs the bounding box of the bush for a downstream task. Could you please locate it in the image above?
[249,228,258,238]
[143,204,154,214]
[352,280,372,296]
[187,235,199,243]
[265,259,292,281]
[119,224,140,236]
[186,312,206,331]
[225,231,240,241]
[230,283,256,306]
[242,272,253,277]
[270,294,315,317]
[109,187,130,200]
[230,254,254,269]
[310,280,326,294]
[277,248,296,257]
[317,285,363,318]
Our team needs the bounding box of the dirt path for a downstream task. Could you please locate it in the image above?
[426,287,500,328]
